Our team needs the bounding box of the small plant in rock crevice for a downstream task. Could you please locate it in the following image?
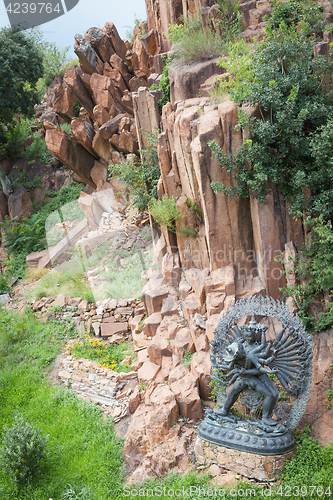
[185,198,203,219]
[109,131,160,213]
[182,350,194,368]
[149,195,182,233]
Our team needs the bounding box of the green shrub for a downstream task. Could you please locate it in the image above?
[169,17,227,65]
[210,25,333,220]
[0,181,84,280]
[109,131,160,212]
[1,417,47,485]
[60,123,72,135]
[267,0,327,40]
[149,195,182,232]
[216,0,240,17]
[23,135,52,163]
[0,118,31,159]
[0,117,52,162]
[150,56,172,111]
[0,273,10,292]
[168,10,240,66]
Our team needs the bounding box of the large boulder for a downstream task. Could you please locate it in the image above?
[44,122,96,188]
[8,186,33,220]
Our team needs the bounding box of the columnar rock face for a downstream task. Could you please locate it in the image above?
[156,95,307,298]
[39,21,160,185]
[144,0,273,54]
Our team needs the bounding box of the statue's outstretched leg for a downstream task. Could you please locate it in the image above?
[217,378,248,416]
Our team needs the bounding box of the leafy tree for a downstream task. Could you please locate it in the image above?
[26,27,71,92]
[0,27,43,157]
[0,27,43,124]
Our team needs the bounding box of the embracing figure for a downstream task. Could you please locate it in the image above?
[213,318,281,426]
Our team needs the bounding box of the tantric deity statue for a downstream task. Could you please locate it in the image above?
[199,296,313,455]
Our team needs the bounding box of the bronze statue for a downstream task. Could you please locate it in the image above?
[199,296,313,454]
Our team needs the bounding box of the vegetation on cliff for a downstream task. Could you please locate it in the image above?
[210,19,333,329]
[109,131,160,212]
[211,25,333,218]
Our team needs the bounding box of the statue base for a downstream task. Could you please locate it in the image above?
[194,436,295,482]
[199,412,296,455]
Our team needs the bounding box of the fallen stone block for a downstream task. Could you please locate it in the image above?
[142,312,162,337]
[147,335,172,366]
[171,328,195,359]
[170,372,202,420]
[182,292,204,324]
[39,218,89,268]
[101,322,129,337]
[142,282,169,317]
[26,249,48,268]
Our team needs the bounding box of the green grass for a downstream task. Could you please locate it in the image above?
[100,249,153,300]
[28,266,94,302]
[27,241,154,302]
[0,309,125,500]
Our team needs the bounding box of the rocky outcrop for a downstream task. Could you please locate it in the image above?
[8,185,33,220]
[168,58,224,105]
[40,21,160,186]
[301,330,333,446]
[44,122,97,187]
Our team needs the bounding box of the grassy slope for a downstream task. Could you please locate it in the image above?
[0,309,124,500]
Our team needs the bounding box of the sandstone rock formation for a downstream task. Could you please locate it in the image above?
[39,22,160,187]
[153,95,307,298]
